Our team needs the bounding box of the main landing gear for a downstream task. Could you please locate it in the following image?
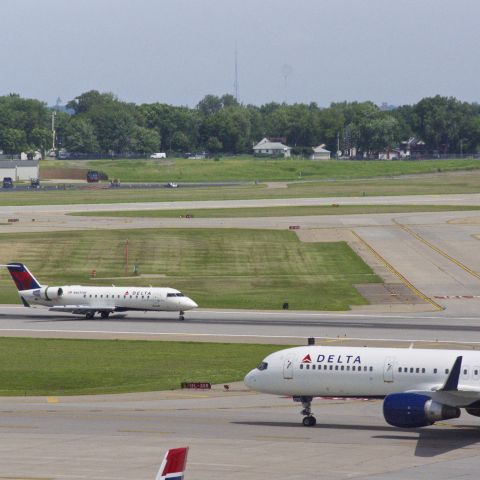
[85,311,95,319]
[100,311,110,319]
[179,310,185,321]
[299,396,316,427]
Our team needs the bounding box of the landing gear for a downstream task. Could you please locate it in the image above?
[85,311,95,319]
[179,310,185,321]
[300,396,316,427]
[100,311,110,319]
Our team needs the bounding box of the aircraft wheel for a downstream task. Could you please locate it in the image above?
[302,416,316,427]
[101,312,110,319]
[179,314,185,321]
[85,312,95,319]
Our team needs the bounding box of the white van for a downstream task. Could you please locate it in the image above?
[150,152,166,159]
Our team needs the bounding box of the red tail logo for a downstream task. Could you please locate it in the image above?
[302,354,312,363]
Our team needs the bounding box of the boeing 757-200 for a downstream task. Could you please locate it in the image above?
[5,263,197,320]
[244,344,480,428]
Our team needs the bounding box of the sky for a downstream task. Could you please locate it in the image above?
[1,0,480,107]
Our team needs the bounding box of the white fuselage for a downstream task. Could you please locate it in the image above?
[21,285,197,313]
[245,345,480,404]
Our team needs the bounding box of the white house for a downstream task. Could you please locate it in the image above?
[0,160,39,181]
[253,138,291,157]
[311,145,331,160]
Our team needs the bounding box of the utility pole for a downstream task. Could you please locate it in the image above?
[337,132,340,159]
[51,111,56,151]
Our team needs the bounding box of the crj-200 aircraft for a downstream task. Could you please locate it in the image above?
[244,343,480,428]
[5,263,198,320]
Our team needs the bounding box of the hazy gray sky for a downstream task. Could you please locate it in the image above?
[1,0,479,107]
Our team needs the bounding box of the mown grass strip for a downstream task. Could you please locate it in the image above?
[70,205,480,218]
[0,228,379,310]
[0,337,282,396]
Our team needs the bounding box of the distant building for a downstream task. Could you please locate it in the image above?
[253,137,291,157]
[0,160,39,181]
[311,145,331,160]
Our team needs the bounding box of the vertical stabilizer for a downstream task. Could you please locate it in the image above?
[6,263,42,291]
[155,447,189,480]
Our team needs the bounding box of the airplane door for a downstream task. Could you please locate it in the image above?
[283,358,294,379]
[383,357,395,383]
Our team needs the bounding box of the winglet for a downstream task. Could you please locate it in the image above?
[440,356,463,391]
[155,447,189,480]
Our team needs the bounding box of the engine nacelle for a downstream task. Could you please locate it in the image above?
[33,286,64,301]
[383,393,460,428]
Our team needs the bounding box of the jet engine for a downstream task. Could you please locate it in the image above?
[34,286,64,301]
[383,393,460,428]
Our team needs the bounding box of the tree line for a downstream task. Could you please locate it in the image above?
[1,91,480,157]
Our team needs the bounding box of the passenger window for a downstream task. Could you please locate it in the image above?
[422,368,425,373]
[346,366,350,371]
[398,367,401,373]
[369,367,373,372]
[404,367,407,373]
[306,365,310,370]
[434,368,437,374]
[352,366,356,371]
[335,366,339,371]
[410,368,413,373]
[415,368,419,374]
[329,365,333,370]
[312,365,316,370]
[340,366,344,371]
[445,369,449,374]
[364,366,367,372]
[300,364,303,369]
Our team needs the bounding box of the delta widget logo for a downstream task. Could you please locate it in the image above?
[301,354,312,363]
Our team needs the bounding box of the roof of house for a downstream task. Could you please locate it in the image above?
[253,137,290,150]
[0,160,39,168]
[312,145,330,153]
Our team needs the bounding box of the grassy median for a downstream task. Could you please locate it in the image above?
[70,204,480,218]
[0,338,282,396]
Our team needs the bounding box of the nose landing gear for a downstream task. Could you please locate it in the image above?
[298,396,316,426]
[179,310,185,321]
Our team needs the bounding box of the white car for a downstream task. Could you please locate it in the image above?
[167,182,178,188]
[150,152,166,159]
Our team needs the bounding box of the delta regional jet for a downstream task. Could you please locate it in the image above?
[5,263,197,320]
[244,344,480,428]
[156,447,188,480]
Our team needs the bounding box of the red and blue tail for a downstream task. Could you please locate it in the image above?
[6,263,42,291]
[155,447,189,480]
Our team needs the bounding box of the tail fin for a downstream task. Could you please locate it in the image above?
[6,263,42,291]
[155,447,189,480]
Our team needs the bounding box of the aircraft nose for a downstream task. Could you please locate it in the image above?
[244,369,257,390]
[182,297,198,310]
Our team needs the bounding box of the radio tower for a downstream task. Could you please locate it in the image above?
[234,45,239,102]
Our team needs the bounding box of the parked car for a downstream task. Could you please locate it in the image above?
[86,170,100,183]
[150,152,166,159]
[2,177,13,188]
[30,178,40,189]
[167,182,178,188]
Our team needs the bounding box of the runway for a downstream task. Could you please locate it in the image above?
[2,306,480,347]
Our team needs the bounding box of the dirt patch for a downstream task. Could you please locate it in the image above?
[41,167,89,180]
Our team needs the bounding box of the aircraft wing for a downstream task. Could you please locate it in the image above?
[49,305,115,315]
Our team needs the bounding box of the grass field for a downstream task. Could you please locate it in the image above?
[3,171,480,207]
[0,228,379,309]
[70,204,480,219]
[0,337,282,395]
[42,157,480,183]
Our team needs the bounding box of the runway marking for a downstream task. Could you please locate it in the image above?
[117,429,172,435]
[350,230,443,311]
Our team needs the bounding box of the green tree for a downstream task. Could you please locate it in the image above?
[61,118,99,153]
[0,128,27,153]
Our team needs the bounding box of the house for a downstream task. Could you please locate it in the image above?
[253,137,291,157]
[311,145,331,160]
[0,160,39,181]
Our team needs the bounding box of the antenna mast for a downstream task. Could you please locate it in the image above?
[234,44,239,102]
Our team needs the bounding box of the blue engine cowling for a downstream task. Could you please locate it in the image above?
[383,393,460,428]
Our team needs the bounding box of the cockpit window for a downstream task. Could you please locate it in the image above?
[167,293,175,297]
[167,292,185,297]
[176,293,184,297]
[257,362,268,371]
